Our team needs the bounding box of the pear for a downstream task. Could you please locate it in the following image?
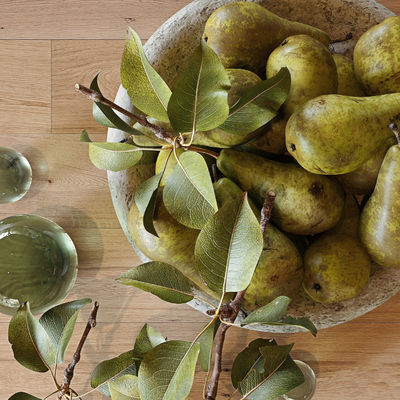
[332,54,366,97]
[213,177,304,310]
[266,34,338,119]
[358,124,400,268]
[203,1,330,77]
[234,114,287,158]
[353,16,400,95]
[285,93,400,175]
[216,149,344,235]
[303,194,371,303]
[128,188,220,298]
[335,136,397,195]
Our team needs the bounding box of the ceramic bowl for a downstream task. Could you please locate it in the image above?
[107,0,397,332]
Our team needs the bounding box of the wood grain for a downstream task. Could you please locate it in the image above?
[0,1,399,399]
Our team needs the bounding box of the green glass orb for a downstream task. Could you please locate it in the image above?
[0,147,32,204]
[0,215,78,315]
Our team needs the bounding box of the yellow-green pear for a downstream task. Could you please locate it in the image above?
[128,189,220,298]
[332,54,366,97]
[286,93,400,175]
[303,194,371,303]
[216,149,345,235]
[358,126,400,268]
[266,34,338,119]
[213,177,303,310]
[353,16,400,95]
[234,114,287,158]
[335,136,397,195]
[203,1,330,77]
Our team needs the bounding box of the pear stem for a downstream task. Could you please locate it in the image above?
[389,122,400,145]
[75,84,176,144]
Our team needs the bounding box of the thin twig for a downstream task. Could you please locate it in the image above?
[75,84,175,144]
[205,191,276,400]
[59,301,99,397]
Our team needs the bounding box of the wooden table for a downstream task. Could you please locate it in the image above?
[1,1,399,399]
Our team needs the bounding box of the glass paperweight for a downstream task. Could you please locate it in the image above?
[0,147,32,204]
[0,214,78,315]
[278,360,316,400]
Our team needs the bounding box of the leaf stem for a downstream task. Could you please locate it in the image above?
[75,84,175,144]
[59,301,99,397]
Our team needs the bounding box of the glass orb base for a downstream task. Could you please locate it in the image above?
[0,215,78,315]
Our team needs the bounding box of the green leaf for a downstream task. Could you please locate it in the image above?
[167,39,230,133]
[121,27,171,122]
[231,338,272,389]
[135,172,163,237]
[39,298,92,364]
[218,67,291,135]
[90,73,143,135]
[89,142,143,172]
[163,151,218,230]
[195,193,263,292]
[241,296,291,325]
[9,393,41,400]
[109,375,140,400]
[197,319,220,372]
[238,353,304,400]
[117,261,194,304]
[241,297,317,336]
[133,323,166,356]
[8,303,55,372]
[91,350,138,397]
[138,340,200,400]
[80,129,92,142]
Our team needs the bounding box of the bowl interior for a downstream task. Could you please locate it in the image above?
[107,0,398,332]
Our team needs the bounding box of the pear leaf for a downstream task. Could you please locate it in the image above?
[231,338,273,389]
[218,67,291,135]
[39,298,92,364]
[8,303,55,372]
[167,39,230,134]
[109,375,140,400]
[90,73,143,135]
[133,323,166,356]
[91,350,138,397]
[8,393,41,400]
[80,129,92,142]
[88,142,143,171]
[135,172,163,237]
[195,192,264,293]
[116,262,194,304]
[121,27,171,122]
[138,340,200,400]
[163,151,218,230]
[279,316,318,337]
[197,318,221,372]
[241,296,291,325]
[238,352,304,400]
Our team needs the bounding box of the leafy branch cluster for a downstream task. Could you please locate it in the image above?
[9,27,316,400]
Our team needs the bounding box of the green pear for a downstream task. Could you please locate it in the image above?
[203,1,330,77]
[358,128,400,268]
[234,114,287,158]
[332,54,366,97]
[266,34,338,119]
[128,189,220,298]
[303,194,371,303]
[216,149,345,235]
[285,93,400,175]
[353,16,400,95]
[213,177,303,310]
[335,136,397,195]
